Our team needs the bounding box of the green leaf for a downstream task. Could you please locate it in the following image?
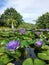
[22,58,33,65]
[23,36,30,40]
[6,50,21,58]
[34,59,46,65]
[46,50,49,56]
[0,54,11,64]
[15,50,21,57]
[38,53,49,60]
[12,50,21,58]
[41,45,49,50]
[1,39,8,45]
[0,53,4,56]
[7,63,14,65]
[42,50,49,56]
[0,47,6,53]
[28,39,36,44]
[21,40,29,47]
[0,61,4,65]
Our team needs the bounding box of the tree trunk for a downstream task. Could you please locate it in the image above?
[11,22,14,29]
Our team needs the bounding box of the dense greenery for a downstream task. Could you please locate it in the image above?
[36,12,49,29]
[0,29,49,65]
[0,8,23,28]
[17,22,34,30]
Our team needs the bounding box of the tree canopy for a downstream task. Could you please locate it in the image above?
[36,12,49,29]
[0,8,23,28]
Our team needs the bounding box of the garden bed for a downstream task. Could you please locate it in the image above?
[0,29,49,65]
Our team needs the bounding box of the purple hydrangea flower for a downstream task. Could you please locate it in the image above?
[35,40,43,47]
[35,32,41,35]
[6,40,20,51]
[20,29,25,34]
[43,29,49,31]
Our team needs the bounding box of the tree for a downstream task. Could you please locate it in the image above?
[0,8,23,28]
[6,18,18,28]
[36,12,49,29]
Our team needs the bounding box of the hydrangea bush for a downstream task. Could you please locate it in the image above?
[0,29,49,65]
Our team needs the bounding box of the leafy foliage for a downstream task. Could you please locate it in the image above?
[0,8,23,27]
[38,53,49,60]
[36,12,49,29]
[22,58,33,65]
[0,27,49,65]
[34,59,46,65]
